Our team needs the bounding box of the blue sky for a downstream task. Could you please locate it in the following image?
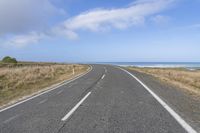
[0,0,200,62]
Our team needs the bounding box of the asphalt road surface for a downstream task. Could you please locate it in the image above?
[0,65,197,133]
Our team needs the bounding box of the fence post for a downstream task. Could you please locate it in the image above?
[72,65,75,75]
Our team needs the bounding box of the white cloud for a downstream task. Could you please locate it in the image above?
[1,0,175,46]
[5,32,45,47]
[51,26,78,40]
[0,0,65,35]
[151,15,170,24]
[56,0,174,39]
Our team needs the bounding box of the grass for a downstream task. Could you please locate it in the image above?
[0,63,89,106]
[128,67,200,95]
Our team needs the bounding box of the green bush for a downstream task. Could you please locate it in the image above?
[2,56,17,63]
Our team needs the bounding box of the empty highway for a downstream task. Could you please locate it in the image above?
[0,65,197,133]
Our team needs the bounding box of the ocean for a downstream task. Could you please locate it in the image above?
[97,62,200,70]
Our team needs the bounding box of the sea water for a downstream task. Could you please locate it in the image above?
[98,62,200,70]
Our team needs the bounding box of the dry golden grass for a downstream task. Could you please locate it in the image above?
[0,64,89,106]
[128,67,200,95]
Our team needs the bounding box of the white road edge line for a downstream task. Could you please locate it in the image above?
[101,74,105,80]
[118,67,197,133]
[61,91,91,121]
[0,65,93,113]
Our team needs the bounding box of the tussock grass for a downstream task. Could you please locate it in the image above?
[0,64,89,106]
[128,67,200,95]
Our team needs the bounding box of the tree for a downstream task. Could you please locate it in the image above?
[2,56,17,63]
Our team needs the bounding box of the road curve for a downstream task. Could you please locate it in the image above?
[0,65,196,133]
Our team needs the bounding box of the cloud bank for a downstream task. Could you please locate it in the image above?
[1,0,175,47]
[0,0,65,36]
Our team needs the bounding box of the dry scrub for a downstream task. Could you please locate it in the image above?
[128,67,200,95]
[0,64,89,106]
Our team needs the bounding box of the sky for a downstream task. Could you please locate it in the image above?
[0,0,200,62]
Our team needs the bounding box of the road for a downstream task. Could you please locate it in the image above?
[0,65,197,133]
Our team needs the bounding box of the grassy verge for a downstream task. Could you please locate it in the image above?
[0,63,89,107]
[128,67,200,95]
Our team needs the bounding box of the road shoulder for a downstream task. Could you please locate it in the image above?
[0,65,92,112]
[126,68,200,132]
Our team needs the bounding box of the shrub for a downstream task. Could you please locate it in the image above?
[2,56,17,63]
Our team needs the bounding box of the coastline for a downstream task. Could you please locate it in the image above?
[97,62,200,70]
